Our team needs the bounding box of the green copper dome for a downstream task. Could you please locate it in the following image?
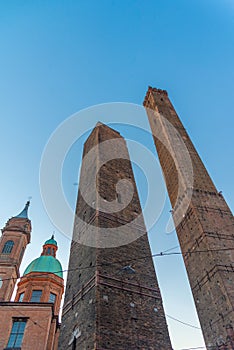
[23,235,62,278]
[44,237,57,246]
[23,255,63,278]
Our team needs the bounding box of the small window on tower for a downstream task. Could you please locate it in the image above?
[19,292,24,302]
[49,292,56,303]
[30,290,42,302]
[47,247,51,255]
[2,240,14,254]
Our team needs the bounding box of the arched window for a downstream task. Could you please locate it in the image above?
[2,240,14,254]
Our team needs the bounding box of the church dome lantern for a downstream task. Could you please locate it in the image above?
[23,235,62,277]
[15,235,64,315]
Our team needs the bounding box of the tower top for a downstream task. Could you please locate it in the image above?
[44,234,57,247]
[143,86,168,106]
[14,201,30,219]
[83,122,122,154]
[94,121,121,135]
[93,121,121,136]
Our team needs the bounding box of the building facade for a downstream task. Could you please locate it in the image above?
[59,123,172,349]
[0,202,31,302]
[0,203,64,350]
[144,87,234,349]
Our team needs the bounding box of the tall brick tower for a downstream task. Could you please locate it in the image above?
[0,201,31,301]
[59,123,172,349]
[144,87,234,348]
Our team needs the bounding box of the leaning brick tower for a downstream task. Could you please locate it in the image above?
[58,122,172,350]
[144,87,234,348]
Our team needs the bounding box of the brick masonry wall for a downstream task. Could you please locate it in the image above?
[58,123,172,350]
[144,87,234,348]
[0,217,31,301]
[0,303,58,350]
[15,272,64,316]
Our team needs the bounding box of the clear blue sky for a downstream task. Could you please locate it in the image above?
[0,1,233,349]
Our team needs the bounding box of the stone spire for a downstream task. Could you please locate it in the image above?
[14,201,30,219]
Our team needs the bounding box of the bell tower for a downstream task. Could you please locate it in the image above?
[0,201,31,301]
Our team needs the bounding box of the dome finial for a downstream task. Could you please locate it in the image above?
[44,235,58,247]
[15,201,30,219]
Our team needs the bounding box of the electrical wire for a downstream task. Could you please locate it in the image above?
[1,242,233,341]
[3,301,50,333]
[1,246,234,283]
[179,347,206,350]
[166,314,201,330]
[2,301,206,349]
[162,245,180,253]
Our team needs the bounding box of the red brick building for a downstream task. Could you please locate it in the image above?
[0,203,64,350]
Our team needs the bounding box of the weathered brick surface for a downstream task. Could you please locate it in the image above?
[15,271,64,315]
[0,216,31,301]
[0,213,63,349]
[144,87,234,348]
[59,123,172,349]
[0,302,60,350]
